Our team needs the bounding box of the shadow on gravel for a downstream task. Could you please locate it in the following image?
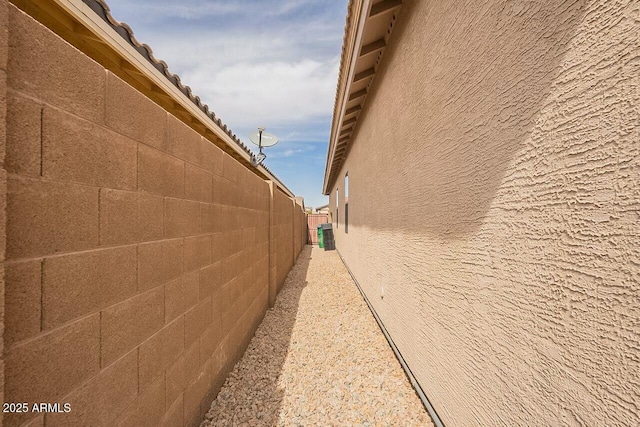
[204,245,313,426]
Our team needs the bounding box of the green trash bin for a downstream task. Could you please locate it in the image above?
[317,225,324,248]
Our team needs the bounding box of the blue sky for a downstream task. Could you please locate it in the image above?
[106,0,348,208]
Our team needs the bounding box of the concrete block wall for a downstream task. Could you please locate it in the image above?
[0,3,8,427]
[267,191,306,306]
[273,190,295,294]
[1,4,305,426]
[329,0,639,425]
[293,198,305,258]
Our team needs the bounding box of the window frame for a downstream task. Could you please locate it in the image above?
[335,187,339,229]
[344,172,349,234]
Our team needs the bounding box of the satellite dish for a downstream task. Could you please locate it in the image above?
[248,127,278,167]
[249,128,279,148]
[250,152,266,167]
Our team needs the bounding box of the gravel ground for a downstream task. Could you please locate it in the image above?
[201,245,433,427]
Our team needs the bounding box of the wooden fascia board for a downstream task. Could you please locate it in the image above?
[353,67,375,83]
[359,38,386,57]
[370,0,402,18]
[345,105,362,116]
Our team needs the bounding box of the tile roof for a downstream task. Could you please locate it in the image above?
[330,0,357,132]
[82,0,277,175]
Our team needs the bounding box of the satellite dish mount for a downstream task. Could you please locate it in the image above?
[249,127,278,167]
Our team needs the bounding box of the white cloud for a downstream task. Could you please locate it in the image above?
[182,57,339,129]
[108,6,344,137]
[105,0,348,203]
[109,0,340,21]
[269,143,316,159]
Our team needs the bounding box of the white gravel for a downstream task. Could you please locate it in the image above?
[201,245,433,426]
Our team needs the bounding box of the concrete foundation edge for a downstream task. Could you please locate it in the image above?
[336,248,445,427]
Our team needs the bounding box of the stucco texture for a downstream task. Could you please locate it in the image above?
[329,0,639,425]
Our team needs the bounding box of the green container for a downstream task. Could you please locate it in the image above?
[317,225,324,248]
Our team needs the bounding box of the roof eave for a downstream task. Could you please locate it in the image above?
[322,0,403,194]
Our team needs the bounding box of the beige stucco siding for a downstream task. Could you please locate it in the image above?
[329,0,639,425]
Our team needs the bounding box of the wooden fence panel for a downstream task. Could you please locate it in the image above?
[307,214,328,244]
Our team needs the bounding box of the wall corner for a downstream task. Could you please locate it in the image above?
[267,181,277,308]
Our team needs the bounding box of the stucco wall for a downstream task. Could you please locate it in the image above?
[2,4,305,426]
[330,0,639,425]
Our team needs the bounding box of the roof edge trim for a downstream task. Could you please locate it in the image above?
[36,0,295,197]
[322,0,403,194]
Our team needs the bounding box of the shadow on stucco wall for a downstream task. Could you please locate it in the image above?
[345,0,588,240]
[332,1,640,425]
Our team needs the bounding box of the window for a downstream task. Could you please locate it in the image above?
[335,188,339,229]
[344,173,349,233]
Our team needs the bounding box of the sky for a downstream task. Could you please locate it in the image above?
[106,0,349,209]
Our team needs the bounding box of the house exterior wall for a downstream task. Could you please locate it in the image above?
[329,0,639,425]
[2,4,304,427]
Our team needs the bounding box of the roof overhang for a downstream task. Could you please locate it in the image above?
[11,0,296,198]
[322,0,402,194]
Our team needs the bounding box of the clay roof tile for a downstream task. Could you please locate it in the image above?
[82,0,266,163]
